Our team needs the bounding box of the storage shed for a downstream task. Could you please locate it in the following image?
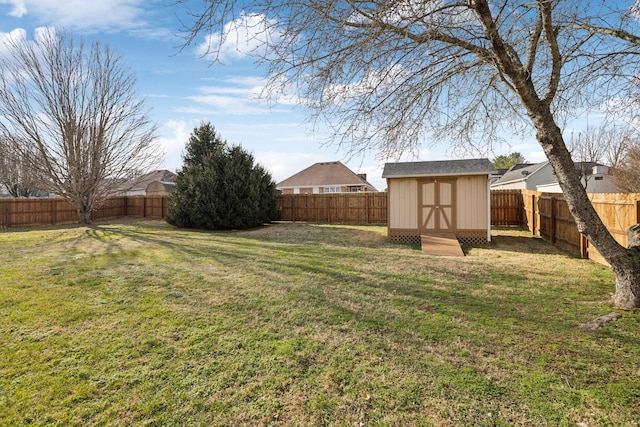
[382,159,497,246]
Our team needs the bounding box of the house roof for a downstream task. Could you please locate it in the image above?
[121,169,176,192]
[492,161,608,187]
[277,161,377,190]
[146,181,175,193]
[382,158,497,178]
[490,162,548,186]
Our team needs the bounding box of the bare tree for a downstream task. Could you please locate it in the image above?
[613,142,640,193]
[180,1,640,308]
[0,29,161,223]
[0,137,42,197]
[567,124,635,187]
[569,124,634,167]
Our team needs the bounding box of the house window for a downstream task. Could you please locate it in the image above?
[324,186,341,193]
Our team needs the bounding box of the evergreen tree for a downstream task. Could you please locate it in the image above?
[167,123,278,229]
[492,153,527,170]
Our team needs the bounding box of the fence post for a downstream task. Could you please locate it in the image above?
[580,234,588,259]
[550,196,556,244]
[1,200,6,228]
[518,193,524,227]
[366,192,370,224]
[51,199,56,225]
[531,194,536,235]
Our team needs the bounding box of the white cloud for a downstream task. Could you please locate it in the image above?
[0,26,56,74]
[348,1,477,30]
[323,64,407,106]
[254,151,329,183]
[197,12,282,62]
[0,0,148,33]
[177,97,268,116]
[0,27,26,55]
[182,75,297,115]
[0,0,26,17]
[156,119,194,171]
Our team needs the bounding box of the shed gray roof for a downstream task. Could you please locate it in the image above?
[382,158,497,178]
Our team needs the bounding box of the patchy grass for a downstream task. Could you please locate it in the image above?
[0,221,638,426]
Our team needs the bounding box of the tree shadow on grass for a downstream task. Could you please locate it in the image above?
[38,220,638,365]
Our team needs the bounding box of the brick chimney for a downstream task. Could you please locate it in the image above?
[357,173,367,181]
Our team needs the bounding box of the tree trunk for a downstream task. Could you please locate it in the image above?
[77,203,92,225]
[612,252,640,309]
[531,108,640,309]
[614,226,640,308]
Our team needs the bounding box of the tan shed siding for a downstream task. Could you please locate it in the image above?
[456,176,488,229]
[389,178,418,229]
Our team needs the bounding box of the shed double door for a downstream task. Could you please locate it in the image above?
[418,178,456,234]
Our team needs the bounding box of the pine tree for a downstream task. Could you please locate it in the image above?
[167,123,279,229]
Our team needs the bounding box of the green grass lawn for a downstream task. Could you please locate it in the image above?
[0,220,638,426]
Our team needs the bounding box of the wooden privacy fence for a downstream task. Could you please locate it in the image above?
[520,190,640,265]
[276,193,388,224]
[0,196,169,228]
[490,190,524,226]
[3,190,639,266]
[277,191,525,226]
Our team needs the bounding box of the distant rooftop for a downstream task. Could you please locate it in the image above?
[277,161,377,190]
[120,169,177,192]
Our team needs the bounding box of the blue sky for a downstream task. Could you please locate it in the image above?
[0,0,549,191]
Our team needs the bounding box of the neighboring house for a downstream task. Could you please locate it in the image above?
[489,162,552,190]
[382,158,497,245]
[112,170,177,196]
[277,161,377,194]
[491,161,621,193]
[536,164,621,193]
[145,181,175,196]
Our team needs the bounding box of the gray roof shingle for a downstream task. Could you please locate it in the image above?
[382,158,497,178]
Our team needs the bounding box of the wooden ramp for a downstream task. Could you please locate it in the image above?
[421,233,464,257]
